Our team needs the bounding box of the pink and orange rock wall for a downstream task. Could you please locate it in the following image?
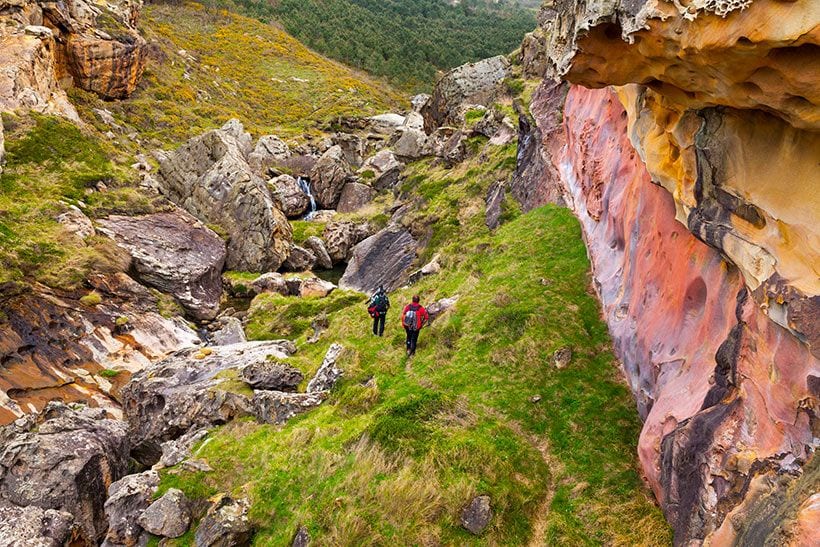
[522,0,819,543]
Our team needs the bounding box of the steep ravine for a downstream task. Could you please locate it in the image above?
[517,0,819,543]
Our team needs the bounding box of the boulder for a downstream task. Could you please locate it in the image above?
[323,221,374,264]
[460,495,492,535]
[439,130,468,165]
[248,135,291,177]
[339,226,417,293]
[97,210,227,321]
[250,272,289,296]
[336,182,375,213]
[56,204,95,239]
[303,236,332,270]
[156,119,292,271]
[408,254,442,284]
[121,341,295,459]
[299,277,336,298]
[282,245,317,272]
[361,149,404,190]
[520,30,548,79]
[488,118,516,146]
[472,108,504,138]
[368,113,406,135]
[332,132,368,167]
[194,495,253,547]
[210,316,247,346]
[403,111,425,131]
[103,471,160,546]
[392,128,431,160]
[0,402,130,544]
[240,361,303,391]
[485,180,506,230]
[138,489,191,539]
[310,145,352,209]
[411,94,431,113]
[427,295,460,323]
[291,525,310,547]
[422,56,511,131]
[268,175,310,218]
[251,391,326,425]
[65,35,147,100]
[157,429,210,469]
[306,343,344,393]
[0,500,75,547]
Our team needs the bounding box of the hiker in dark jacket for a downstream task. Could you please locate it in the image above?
[368,286,390,336]
[401,295,429,356]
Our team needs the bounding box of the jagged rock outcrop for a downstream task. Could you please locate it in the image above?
[156,120,292,272]
[0,500,76,546]
[282,245,317,272]
[103,470,159,546]
[303,236,333,270]
[310,145,353,209]
[248,135,291,178]
[519,2,820,540]
[0,275,199,425]
[194,495,253,547]
[97,210,227,321]
[0,0,147,113]
[137,488,191,539]
[323,221,374,264]
[0,402,130,544]
[240,360,303,391]
[421,55,511,131]
[360,149,404,190]
[269,174,310,219]
[336,181,375,213]
[339,225,417,293]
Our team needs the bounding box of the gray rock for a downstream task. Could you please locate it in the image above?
[306,343,344,393]
[210,317,247,346]
[269,174,310,219]
[553,347,572,369]
[0,500,75,547]
[282,245,317,272]
[439,130,468,165]
[472,108,504,138]
[291,525,310,547]
[392,128,431,160]
[520,30,548,79]
[97,210,227,321]
[157,429,210,469]
[310,145,352,209]
[121,342,293,459]
[408,254,442,284]
[361,149,404,190]
[303,236,332,270]
[323,221,374,264]
[427,295,459,323]
[485,180,506,230]
[156,119,292,271]
[411,94,431,113]
[460,495,492,535]
[488,118,516,146]
[339,226,417,293]
[248,135,291,177]
[194,495,253,547]
[56,204,95,239]
[138,489,191,538]
[367,113,406,135]
[252,391,327,424]
[251,272,289,296]
[402,111,426,131]
[103,471,160,546]
[422,56,511,130]
[332,133,369,167]
[0,402,130,544]
[240,360,304,391]
[299,277,336,298]
[336,182,375,213]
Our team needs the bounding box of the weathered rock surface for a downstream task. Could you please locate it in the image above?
[97,210,227,321]
[339,226,417,293]
[306,343,343,393]
[248,135,291,178]
[336,182,375,213]
[0,402,130,543]
[250,272,289,296]
[310,145,352,209]
[56,204,95,239]
[240,360,303,391]
[137,488,191,539]
[210,316,246,346]
[156,428,210,469]
[121,341,294,457]
[103,470,159,546]
[252,391,326,425]
[392,127,430,160]
[0,500,75,547]
[282,245,317,272]
[195,495,253,547]
[269,174,310,218]
[460,495,492,535]
[323,221,374,264]
[291,525,310,547]
[0,275,199,425]
[157,119,292,271]
[422,55,511,131]
[485,180,506,230]
[299,277,335,299]
[360,149,404,190]
[303,236,333,270]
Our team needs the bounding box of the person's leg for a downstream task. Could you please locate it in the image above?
[409,329,419,355]
[405,327,412,354]
[378,314,385,336]
[373,315,379,335]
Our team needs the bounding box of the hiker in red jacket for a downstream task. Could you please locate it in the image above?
[401,295,429,357]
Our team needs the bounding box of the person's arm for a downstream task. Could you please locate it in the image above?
[422,307,430,327]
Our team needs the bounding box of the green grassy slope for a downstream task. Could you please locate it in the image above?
[200,0,536,91]
[155,140,671,545]
[71,1,407,148]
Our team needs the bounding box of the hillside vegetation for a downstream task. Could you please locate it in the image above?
[205,0,536,91]
[156,138,672,544]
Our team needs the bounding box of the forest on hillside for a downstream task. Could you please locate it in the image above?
[207,0,537,91]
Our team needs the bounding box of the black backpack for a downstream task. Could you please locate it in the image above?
[373,293,388,311]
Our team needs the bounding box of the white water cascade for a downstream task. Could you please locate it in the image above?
[297,176,318,220]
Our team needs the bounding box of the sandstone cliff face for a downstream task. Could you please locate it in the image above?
[522,0,819,543]
[0,0,146,117]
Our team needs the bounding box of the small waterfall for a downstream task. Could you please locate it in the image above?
[297,176,318,219]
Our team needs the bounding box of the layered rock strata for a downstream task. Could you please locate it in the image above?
[520,0,820,542]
